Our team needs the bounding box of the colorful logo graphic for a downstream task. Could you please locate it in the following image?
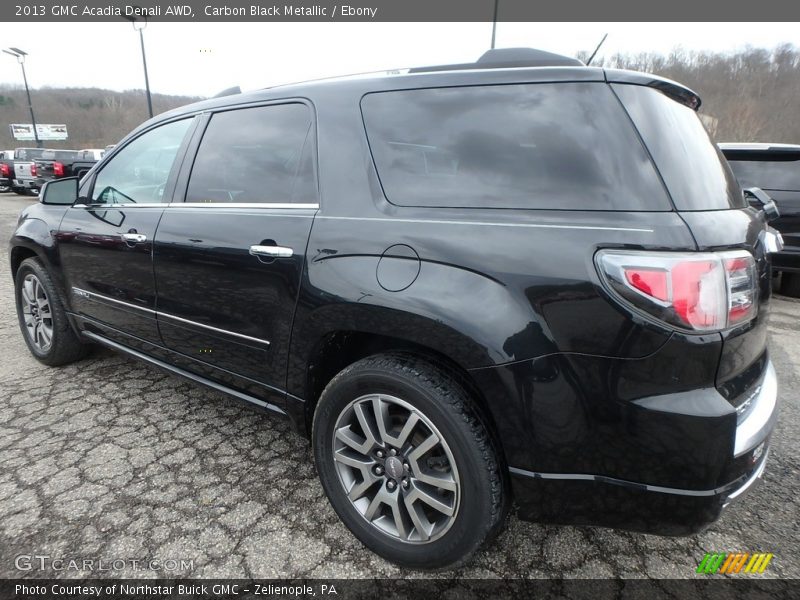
[697,552,774,574]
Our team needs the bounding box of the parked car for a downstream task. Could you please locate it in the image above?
[9,48,779,569]
[0,150,15,192]
[33,148,104,187]
[719,143,800,297]
[12,147,47,194]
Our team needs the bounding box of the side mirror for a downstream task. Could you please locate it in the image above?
[744,187,780,222]
[40,177,79,206]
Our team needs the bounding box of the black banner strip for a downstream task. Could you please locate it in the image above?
[2,0,800,22]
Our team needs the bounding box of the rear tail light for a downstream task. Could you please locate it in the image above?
[0,163,8,177]
[30,163,37,177]
[596,250,757,332]
[53,161,64,177]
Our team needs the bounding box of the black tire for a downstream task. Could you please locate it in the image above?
[12,187,26,195]
[781,273,800,298]
[15,257,87,366]
[312,352,508,569]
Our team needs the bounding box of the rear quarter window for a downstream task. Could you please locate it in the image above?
[613,84,746,211]
[361,82,671,211]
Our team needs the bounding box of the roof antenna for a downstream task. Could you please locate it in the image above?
[490,0,499,49]
[586,33,608,66]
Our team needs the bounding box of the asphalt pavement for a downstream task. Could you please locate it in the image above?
[1,194,798,579]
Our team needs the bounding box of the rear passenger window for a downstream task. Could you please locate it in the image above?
[186,103,316,205]
[361,83,671,211]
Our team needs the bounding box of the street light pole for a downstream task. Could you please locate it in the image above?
[3,47,41,148]
[124,13,154,119]
[137,26,153,118]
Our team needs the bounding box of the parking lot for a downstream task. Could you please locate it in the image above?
[0,193,798,579]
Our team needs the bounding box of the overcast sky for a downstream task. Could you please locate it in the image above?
[1,22,798,98]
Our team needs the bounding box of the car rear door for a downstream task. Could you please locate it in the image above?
[56,117,196,351]
[152,101,317,406]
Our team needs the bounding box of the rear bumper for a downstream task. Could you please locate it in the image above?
[772,247,800,273]
[13,178,39,190]
[474,348,778,534]
[509,446,770,535]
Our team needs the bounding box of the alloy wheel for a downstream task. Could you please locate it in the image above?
[20,274,54,352]
[331,393,460,543]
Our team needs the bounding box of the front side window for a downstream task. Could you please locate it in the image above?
[185,103,316,205]
[91,118,192,205]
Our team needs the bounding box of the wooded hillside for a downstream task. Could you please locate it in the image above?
[1,45,799,150]
[0,86,200,150]
[580,44,800,143]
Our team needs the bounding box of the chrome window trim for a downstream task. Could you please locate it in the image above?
[72,203,168,209]
[171,202,319,209]
[71,202,319,210]
[72,287,271,346]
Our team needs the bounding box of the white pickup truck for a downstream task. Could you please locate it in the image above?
[12,147,47,195]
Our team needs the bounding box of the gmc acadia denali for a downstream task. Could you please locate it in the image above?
[9,48,779,568]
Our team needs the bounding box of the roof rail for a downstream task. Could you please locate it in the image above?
[409,47,584,74]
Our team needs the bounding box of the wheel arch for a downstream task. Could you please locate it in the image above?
[292,330,508,474]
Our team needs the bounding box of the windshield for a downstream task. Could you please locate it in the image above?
[613,84,746,211]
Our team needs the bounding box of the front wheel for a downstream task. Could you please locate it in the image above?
[15,257,87,366]
[312,353,508,569]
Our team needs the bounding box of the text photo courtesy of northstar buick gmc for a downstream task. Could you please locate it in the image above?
[9,48,781,568]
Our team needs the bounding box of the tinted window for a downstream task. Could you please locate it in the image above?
[726,159,800,191]
[613,84,746,211]
[92,118,192,205]
[185,103,316,204]
[15,148,45,160]
[361,83,671,211]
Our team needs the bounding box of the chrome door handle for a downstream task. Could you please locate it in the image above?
[249,245,293,258]
[121,233,147,243]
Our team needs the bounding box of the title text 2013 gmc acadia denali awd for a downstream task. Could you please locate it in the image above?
[9,48,779,568]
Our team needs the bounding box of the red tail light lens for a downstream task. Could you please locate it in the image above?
[30,163,37,177]
[597,250,757,332]
[0,163,8,177]
[53,161,64,177]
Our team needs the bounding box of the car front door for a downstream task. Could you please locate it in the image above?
[57,117,196,350]
[152,102,317,405]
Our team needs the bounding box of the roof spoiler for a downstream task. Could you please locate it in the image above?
[605,69,702,110]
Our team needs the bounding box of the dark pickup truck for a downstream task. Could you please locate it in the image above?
[720,143,800,296]
[34,148,104,187]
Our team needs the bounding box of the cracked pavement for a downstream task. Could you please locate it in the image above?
[1,194,798,579]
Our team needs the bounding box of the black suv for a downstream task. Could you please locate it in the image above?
[10,49,779,569]
[720,143,800,297]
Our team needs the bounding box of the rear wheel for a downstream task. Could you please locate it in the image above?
[15,258,87,366]
[312,353,507,569]
[781,273,800,298]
